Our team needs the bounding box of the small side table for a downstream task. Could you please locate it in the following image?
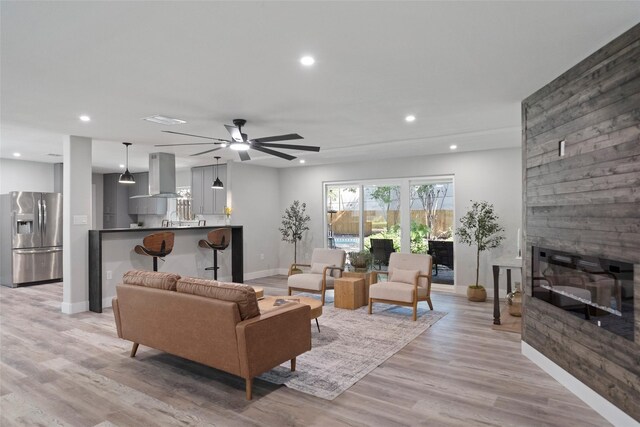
[334,277,366,309]
[342,271,373,302]
[492,257,523,325]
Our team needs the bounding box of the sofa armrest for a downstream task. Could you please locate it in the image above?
[112,297,123,339]
[236,303,312,378]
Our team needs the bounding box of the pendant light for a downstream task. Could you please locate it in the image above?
[118,142,135,184]
[212,156,224,190]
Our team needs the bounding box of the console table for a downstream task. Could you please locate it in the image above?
[492,256,522,325]
[88,225,243,313]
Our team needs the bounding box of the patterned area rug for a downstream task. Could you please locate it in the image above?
[259,292,446,400]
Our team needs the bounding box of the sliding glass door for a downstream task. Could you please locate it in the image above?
[326,185,360,252]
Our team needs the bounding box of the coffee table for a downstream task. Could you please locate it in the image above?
[258,295,323,332]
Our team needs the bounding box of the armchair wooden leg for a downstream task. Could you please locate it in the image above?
[368,299,373,314]
[426,298,434,310]
[246,378,253,400]
[412,300,418,321]
[130,342,139,358]
[291,358,296,372]
[288,288,292,296]
[321,290,326,306]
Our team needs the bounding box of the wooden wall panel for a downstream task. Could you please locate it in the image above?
[522,23,640,421]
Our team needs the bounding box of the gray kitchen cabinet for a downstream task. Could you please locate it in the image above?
[103,173,136,228]
[191,164,226,215]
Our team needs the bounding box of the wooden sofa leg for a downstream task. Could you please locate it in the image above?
[246,378,253,400]
[130,342,139,358]
[368,299,373,314]
[291,358,296,372]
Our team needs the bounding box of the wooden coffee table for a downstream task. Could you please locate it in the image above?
[258,296,323,332]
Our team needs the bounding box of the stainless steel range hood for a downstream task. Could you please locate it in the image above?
[131,152,178,198]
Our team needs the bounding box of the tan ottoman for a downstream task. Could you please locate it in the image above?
[334,277,366,309]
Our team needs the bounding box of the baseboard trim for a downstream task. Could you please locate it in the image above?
[244,269,283,281]
[521,341,636,427]
[60,300,88,314]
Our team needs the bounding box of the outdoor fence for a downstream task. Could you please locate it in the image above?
[329,210,453,236]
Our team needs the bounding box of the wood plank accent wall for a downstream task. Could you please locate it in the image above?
[522,23,640,421]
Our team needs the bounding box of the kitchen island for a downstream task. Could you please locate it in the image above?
[88,225,243,313]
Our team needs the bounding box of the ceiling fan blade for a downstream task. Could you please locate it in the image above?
[238,151,251,161]
[253,142,320,152]
[162,130,228,142]
[224,124,244,142]
[155,142,216,147]
[190,147,223,156]
[252,133,303,143]
[251,145,296,161]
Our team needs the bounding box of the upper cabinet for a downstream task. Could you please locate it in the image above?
[103,173,136,228]
[127,172,167,215]
[191,164,226,215]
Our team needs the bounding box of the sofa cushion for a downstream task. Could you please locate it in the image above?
[176,277,260,320]
[389,268,419,285]
[122,270,181,291]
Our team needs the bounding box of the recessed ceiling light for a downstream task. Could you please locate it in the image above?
[299,159,306,164]
[142,115,187,125]
[405,115,416,122]
[300,56,315,66]
[119,164,125,168]
[13,152,21,157]
[450,145,457,150]
[79,115,91,122]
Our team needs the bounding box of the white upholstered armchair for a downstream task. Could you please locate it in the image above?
[288,248,346,305]
[369,252,433,321]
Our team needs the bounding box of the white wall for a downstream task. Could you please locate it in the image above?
[277,147,523,294]
[0,158,55,193]
[229,161,281,279]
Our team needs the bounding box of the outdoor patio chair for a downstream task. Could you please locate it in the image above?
[369,238,395,269]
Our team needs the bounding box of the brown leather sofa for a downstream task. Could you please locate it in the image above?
[112,271,311,399]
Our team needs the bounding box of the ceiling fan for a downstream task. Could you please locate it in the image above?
[155,119,320,161]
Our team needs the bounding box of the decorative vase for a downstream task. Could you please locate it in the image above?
[467,286,487,302]
[507,282,523,317]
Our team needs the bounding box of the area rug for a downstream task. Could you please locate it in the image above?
[258,292,446,400]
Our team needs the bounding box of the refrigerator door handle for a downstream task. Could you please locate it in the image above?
[14,248,63,254]
[37,198,43,232]
[42,199,47,236]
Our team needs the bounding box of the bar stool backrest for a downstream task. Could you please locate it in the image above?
[141,232,175,256]
[206,228,231,251]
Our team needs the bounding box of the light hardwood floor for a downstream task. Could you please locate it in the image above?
[0,277,610,426]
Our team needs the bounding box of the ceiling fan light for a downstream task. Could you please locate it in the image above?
[230,142,250,151]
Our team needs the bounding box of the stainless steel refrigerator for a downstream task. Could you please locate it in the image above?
[0,192,63,287]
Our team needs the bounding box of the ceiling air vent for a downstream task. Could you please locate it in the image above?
[142,115,186,125]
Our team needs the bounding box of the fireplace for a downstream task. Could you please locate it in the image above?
[531,247,635,341]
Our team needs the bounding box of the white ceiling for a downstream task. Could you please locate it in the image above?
[1,1,639,173]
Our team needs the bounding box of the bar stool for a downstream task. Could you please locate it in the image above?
[198,228,231,280]
[134,232,175,271]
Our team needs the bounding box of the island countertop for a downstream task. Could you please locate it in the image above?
[88,225,243,313]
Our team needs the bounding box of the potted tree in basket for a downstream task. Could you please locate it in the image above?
[279,200,311,274]
[456,200,505,302]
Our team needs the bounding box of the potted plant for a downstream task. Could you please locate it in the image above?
[279,200,311,274]
[348,250,372,272]
[456,200,505,302]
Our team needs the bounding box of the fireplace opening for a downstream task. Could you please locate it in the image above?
[531,246,635,341]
